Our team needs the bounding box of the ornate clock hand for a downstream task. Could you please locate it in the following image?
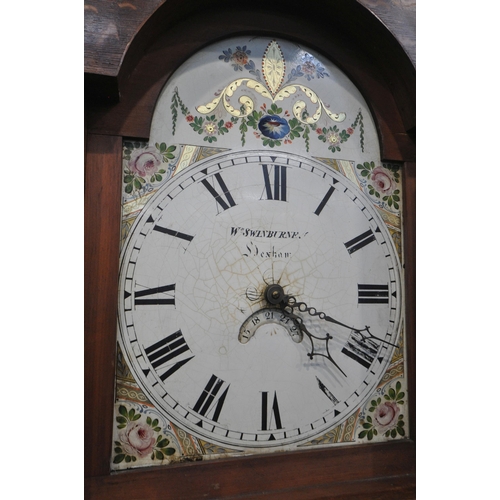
[278,306,347,377]
[294,298,399,348]
[268,287,399,349]
[265,285,347,376]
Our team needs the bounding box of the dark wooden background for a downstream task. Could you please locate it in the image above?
[85,1,416,498]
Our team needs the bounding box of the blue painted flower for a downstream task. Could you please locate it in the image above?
[258,115,290,139]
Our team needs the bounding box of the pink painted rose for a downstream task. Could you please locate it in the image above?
[371,166,396,196]
[374,401,400,432]
[118,421,156,458]
[128,147,162,177]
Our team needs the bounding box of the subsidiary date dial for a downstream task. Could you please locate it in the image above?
[117,150,403,450]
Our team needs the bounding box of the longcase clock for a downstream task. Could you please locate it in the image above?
[85,4,415,499]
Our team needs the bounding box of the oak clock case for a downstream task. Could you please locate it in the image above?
[112,37,407,470]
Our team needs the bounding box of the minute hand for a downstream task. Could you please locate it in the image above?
[285,297,399,349]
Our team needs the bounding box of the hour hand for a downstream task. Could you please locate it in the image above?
[265,286,347,376]
[278,306,347,377]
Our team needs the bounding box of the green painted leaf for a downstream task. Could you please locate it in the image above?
[116,416,127,424]
[132,414,141,421]
[164,447,176,456]
[155,450,164,460]
[125,455,131,463]
[157,438,169,448]
[113,454,125,464]
[114,447,122,454]
[124,175,134,183]
[119,405,128,418]
[359,430,367,439]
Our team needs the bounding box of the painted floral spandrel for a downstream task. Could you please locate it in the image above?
[123,141,177,197]
[113,405,176,465]
[356,161,401,211]
[358,380,406,441]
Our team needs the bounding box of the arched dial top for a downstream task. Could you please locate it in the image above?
[117,150,402,450]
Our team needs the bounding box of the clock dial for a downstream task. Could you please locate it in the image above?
[118,150,402,450]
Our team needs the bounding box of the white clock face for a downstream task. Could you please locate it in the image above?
[118,150,402,450]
